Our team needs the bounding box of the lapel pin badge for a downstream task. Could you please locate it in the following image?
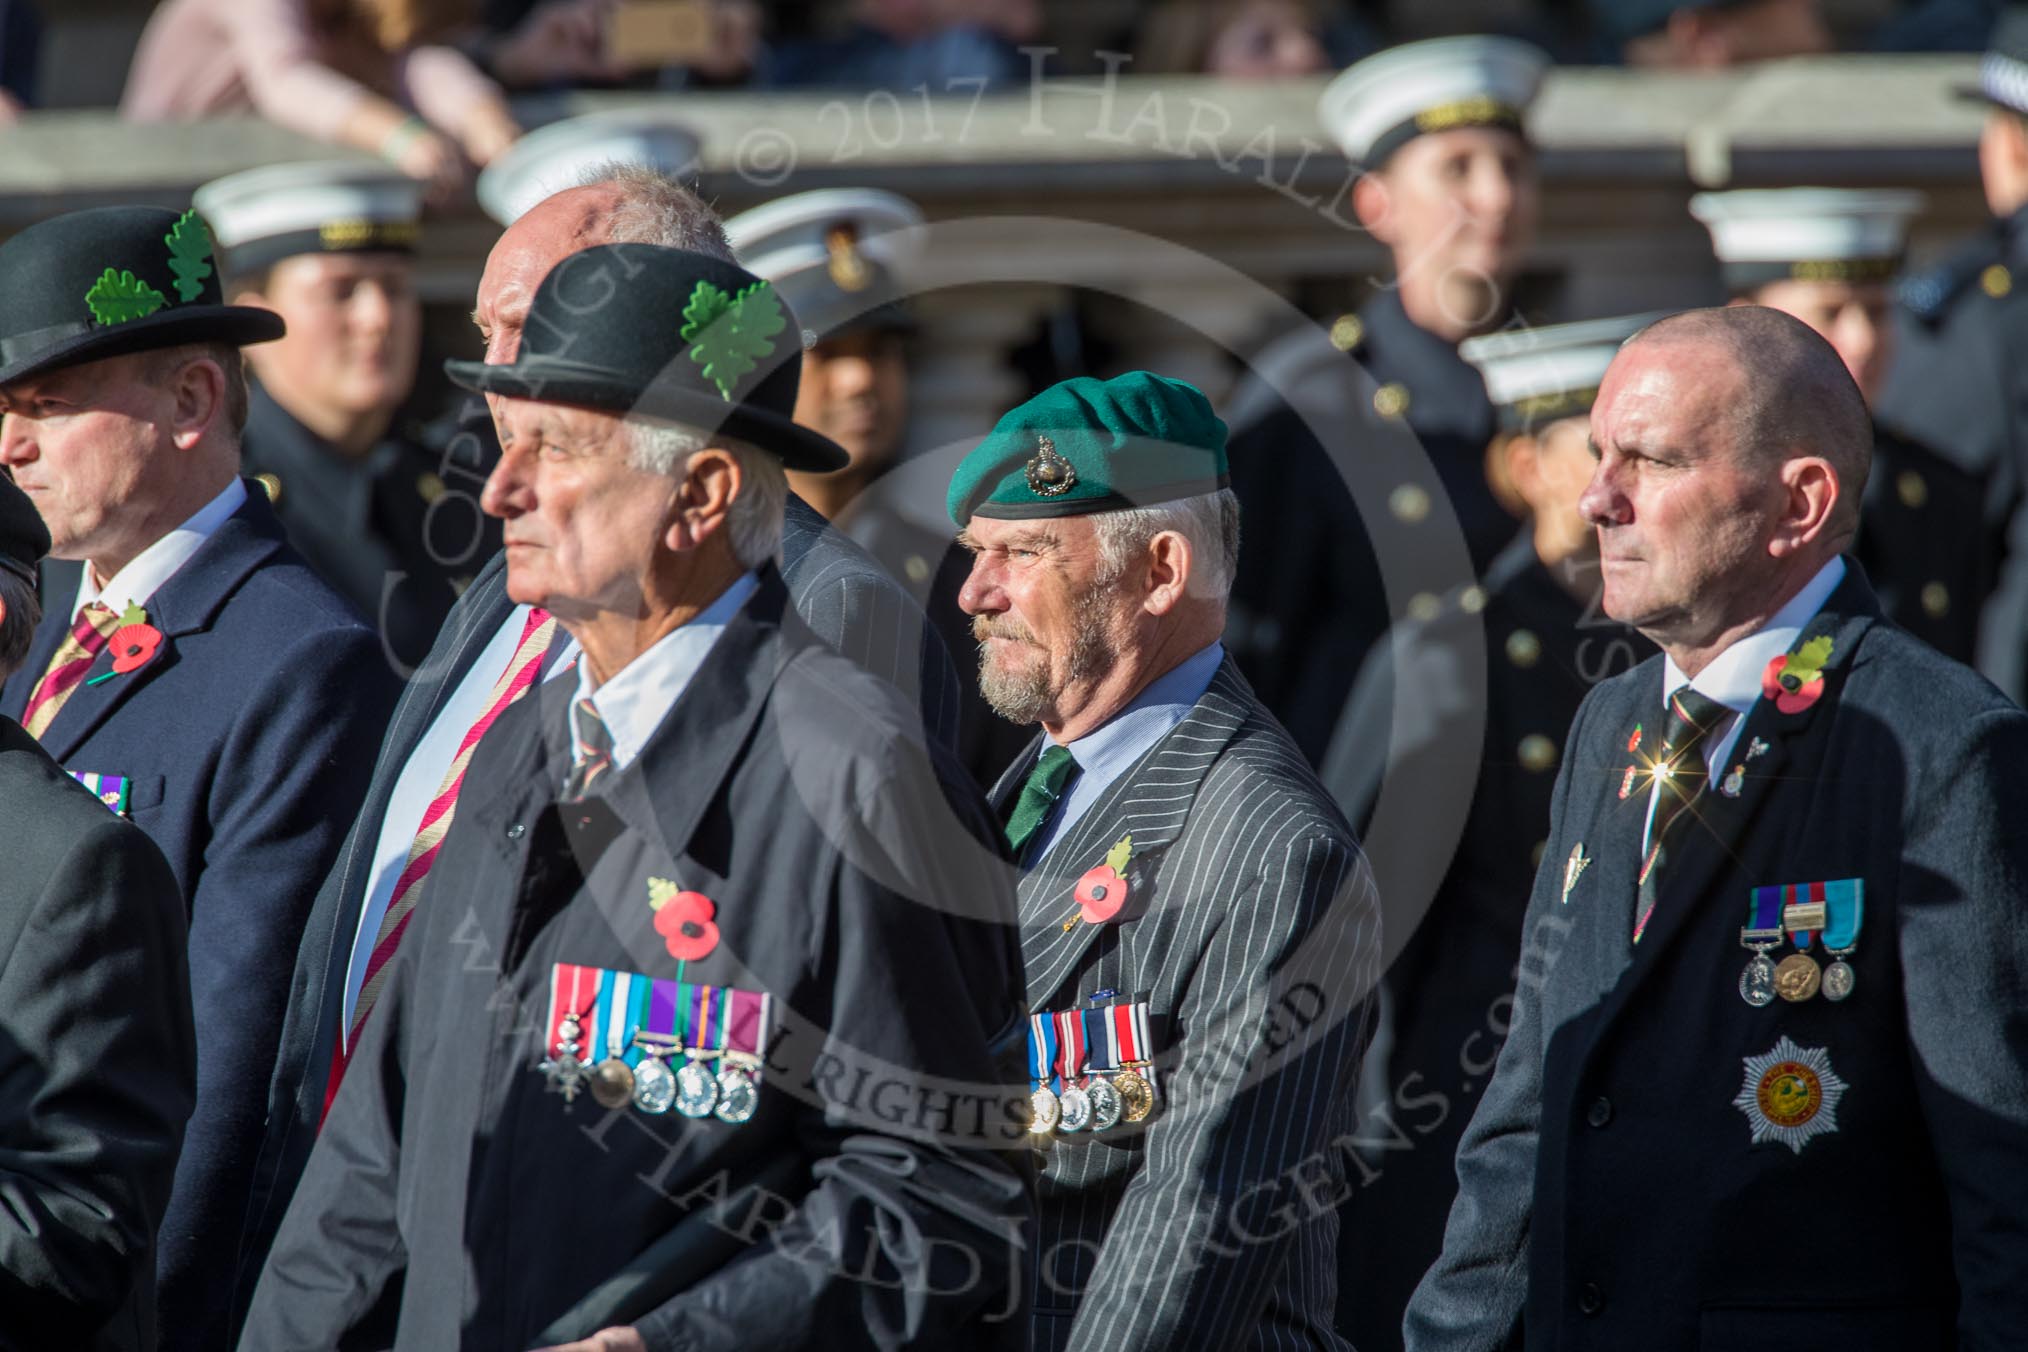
[1562,842,1590,903]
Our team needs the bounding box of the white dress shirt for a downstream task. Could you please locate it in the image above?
[341,604,583,1038]
[1642,556,1845,850]
[71,477,246,620]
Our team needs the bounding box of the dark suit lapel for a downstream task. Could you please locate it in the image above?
[1016,659,1251,1006]
[36,495,285,763]
[1605,574,1878,1009]
[1560,673,1657,995]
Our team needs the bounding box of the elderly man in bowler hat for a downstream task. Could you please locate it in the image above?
[0,473,197,1352]
[243,242,1030,1351]
[0,204,396,1351]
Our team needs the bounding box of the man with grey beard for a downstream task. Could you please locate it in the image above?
[950,371,1380,1352]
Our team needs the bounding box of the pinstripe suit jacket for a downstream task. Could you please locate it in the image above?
[996,657,1381,1352]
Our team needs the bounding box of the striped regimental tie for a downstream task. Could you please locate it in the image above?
[20,601,120,740]
[323,606,556,1116]
[1632,685,1729,945]
[560,696,615,801]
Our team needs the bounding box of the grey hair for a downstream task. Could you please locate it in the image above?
[627,421,787,568]
[0,567,42,681]
[1091,488,1242,598]
[574,161,736,262]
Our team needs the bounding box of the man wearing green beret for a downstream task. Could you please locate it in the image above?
[951,371,1379,1351]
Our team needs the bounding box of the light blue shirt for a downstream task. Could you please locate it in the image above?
[1026,641,1225,865]
[1642,555,1845,850]
[568,571,760,774]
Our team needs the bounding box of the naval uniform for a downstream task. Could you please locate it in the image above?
[242,383,497,672]
[1320,533,1653,1352]
[1224,291,1518,761]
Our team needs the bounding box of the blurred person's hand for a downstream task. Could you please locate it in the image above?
[935,0,1041,42]
[489,0,629,87]
[391,124,469,206]
[459,103,523,166]
[684,0,762,83]
[0,89,19,128]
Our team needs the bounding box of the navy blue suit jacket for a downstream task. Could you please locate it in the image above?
[0,485,397,1352]
[233,492,962,1339]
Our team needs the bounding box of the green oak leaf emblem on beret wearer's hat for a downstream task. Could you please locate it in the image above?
[164,210,215,303]
[85,270,167,326]
[682,278,787,400]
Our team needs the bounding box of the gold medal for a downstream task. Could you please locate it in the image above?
[588,1057,635,1110]
[1028,1086,1061,1136]
[1773,952,1821,1002]
[1113,1068,1154,1123]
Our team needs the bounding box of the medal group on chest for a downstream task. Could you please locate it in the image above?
[1738,879,1862,1007]
[1026,995,1158,1141]
[538,962,771,1125]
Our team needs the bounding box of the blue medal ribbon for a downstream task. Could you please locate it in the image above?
[1027,1012,1060,1092]
[1821,878,1864,951]
[1744,884,1786,942]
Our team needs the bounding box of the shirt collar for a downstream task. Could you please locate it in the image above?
[1059,641,1225,784]
[75,478,247,621]
[1660,556,1846,717]
[570,571,760,773]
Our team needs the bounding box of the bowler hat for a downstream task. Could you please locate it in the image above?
[444,244,848,473]
[0,205,284,387]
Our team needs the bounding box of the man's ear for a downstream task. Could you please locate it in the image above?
[1767,455,1839,559]
[168,356,228,452]
[1142,529,1194,616]
[663,448,741,553]
[1352,171,1396,247]
[1495,431,1540,519]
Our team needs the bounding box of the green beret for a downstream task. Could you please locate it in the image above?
[946,371,1230,526]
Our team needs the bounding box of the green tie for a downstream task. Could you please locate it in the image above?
[1005,745,1079,860]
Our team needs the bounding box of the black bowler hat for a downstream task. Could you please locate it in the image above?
[0,205,285,387]
[444,244,848,473]
[0,473,50,584]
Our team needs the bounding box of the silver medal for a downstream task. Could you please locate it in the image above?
[1086,1076,1122,1131]
[675,1059,720,1118]
[1740,952,1777,1007]
[1028,1087,1060,1135]
[1822,958,1855,1002]
[714,1065,759,1124]
[632,1055,676,1115]
[1057,1084,1092,1133]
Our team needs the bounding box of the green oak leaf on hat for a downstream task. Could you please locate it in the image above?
[0,471,50,585]
[947,372,1230,525]
[443,242,846,473]
[0,205,285,387]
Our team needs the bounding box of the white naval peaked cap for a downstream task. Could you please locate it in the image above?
[194,160,423,273]
[476,111,703,226]
[725,188,925,282]
[1318,35,1550,167]
[1461,312,1673,429]
[1689,188,1927,289]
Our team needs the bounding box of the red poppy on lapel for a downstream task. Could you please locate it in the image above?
[654,888,720,962]
[1065,834,1135,929]
[1761,646,1828,715]
[108,621,163,674]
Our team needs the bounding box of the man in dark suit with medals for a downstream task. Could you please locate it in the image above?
[0,474,197,1352]
[1221,35,1548,759]
[242,243,1030,1350]
[0,204,398,1351]
[949,372,1381,1351]
[1322,315,1658,1352]
[197,161,498,672]
[236,164,970,1337]
[1690,186,1990,663]
[1406,306,2028,1351]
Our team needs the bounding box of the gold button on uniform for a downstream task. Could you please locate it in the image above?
[1896,470,1928,510]
[1407,591,1443,622]
[1518,733,1558,773]
[1459,586,1487,614]
[254,473,282,504]
[1373,382,1411,419]
[1389,483,1432,524]
[1506,628,1542,668]
[1330,314,1364,351]
[1984,264,2013,299]
[1922,581,1950,618]
[904,554,930,583]
[417,471,447,504]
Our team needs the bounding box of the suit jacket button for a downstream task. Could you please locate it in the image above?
[1578,1282,1604,1315]
[506,822,526,839]
[1586,1096,1612,1128]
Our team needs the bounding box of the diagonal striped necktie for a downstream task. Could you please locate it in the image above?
[1632,685,1730,944]
[20,602,120,740]
[562,696,616,801]
[324,606,556,1117]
